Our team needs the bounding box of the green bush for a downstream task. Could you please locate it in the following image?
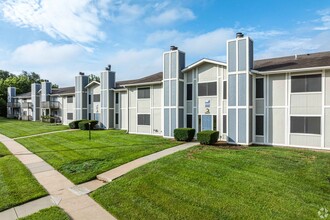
[78,120,98,130]
[69,120,84,129]
[197,130,219,145]
[174,128,195,142]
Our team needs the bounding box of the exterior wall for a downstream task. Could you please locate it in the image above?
[75,75,89,120]
[325,69,330,148]
[31,83,41,121]
[62,95,75,125]
[100,71,115,129]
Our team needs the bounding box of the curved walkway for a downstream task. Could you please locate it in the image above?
[0,132,199,219]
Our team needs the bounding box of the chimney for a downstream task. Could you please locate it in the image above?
[236,32,244,38]
[170,46,178,51]
[79,72,85,76]
[294,54,298,60]
[105,64,111,71]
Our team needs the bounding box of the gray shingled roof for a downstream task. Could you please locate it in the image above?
[116,72,163,88]
[254,51,330,72]
[51,86,75,95]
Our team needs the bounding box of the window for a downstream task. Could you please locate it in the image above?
[198,115,201,132]
[223,81,227,99]
[198,82,217,96]
[290,116,321,134]
[67,113,73,120]
[115,113,119,124]
[93,94,100,102]
[138,87,150,99]
[187,84,192,100]
[115,93,119,104]
[213,115,217,131]
[291,74,321,93]
[67,96,73,103]
[138,114,150,125]
[88,113,91,120]
[256,116,264,135]
[223,115,227,133]
[256,78,264,98]
[187,115,192,128]
[88,95,91,105]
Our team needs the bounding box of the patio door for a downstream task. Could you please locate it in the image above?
[202,115,212,131]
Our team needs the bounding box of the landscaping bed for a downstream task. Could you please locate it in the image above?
[91,146,330,220]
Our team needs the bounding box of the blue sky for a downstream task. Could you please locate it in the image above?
[0,0,330,86]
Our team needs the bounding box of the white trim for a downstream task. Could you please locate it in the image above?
[252,66,330,75]
[182,58,226,73]
[121,81,162,87]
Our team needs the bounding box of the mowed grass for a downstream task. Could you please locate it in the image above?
[0,117,69,138]
[0,143,47,212]
[19,207,70,220]
[17,130,180,184]
[91,146,330,220]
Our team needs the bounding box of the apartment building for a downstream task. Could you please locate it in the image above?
[7,33,330,149]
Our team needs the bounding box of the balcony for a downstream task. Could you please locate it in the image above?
[41,101,60,109]
[21,102,33,108]
[7,102,20,108]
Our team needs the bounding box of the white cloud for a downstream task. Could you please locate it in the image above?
[313,8,330,31]
[1,0,106,44]
[145,7,195,26]
[146,30,187,45]
[108,2,145,24]
[105,48,163,80]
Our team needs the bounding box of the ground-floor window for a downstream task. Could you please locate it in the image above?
[88,113,91,120]
[67,113,73,120]
[115,113,119,125]
[290,116,321,135]
[187,115,192,128]
[138,114,150,125]
[256,116,264,136]
[223,115,227,133]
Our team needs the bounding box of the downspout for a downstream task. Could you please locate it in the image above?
[126,86,129,134]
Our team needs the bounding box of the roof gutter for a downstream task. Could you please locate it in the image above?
[120,81,162,87]
[252,66,330,75]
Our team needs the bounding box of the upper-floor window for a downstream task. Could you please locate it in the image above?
[138,114,150,125]
[186,84,192,100]
[291,74,321,93]
[198,82,217,96]
[223,81,227,99]
[256,78,264,98]
[67,96,73,103]
[115,93,119,104]
[138,87,150,99]
[93,94,100,102]
[290,116,321,135]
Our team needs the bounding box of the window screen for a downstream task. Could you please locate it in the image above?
[256,78,264,98]
[187,115,192,128]
[291,74,321,93]
[138,114,150,125]
[67,113,73,120]
[93,94,100,102]
[256,116,264,135]
[223,81,227,99]
[290,116,321,134]
[187,84,192,100]
[138,88,150,99]
[198,82,217,96]
[67,96,73,103]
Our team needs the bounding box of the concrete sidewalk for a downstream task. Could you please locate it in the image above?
[0,134,116,220]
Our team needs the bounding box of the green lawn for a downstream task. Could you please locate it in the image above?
[0,143,48,212]
[0,117,69,138]
[19,207,70,220]
[91,146,330,220]
[17,130,180,184]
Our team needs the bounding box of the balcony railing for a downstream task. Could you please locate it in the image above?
[21,102,33,108]
[41,101,60,109]
[7,102,21,108]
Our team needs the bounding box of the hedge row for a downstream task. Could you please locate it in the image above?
[174,128,195,142]
[69,120,98,130]
[197,130,219,145]
[68,120,84,129]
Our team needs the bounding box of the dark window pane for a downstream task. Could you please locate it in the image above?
[187,115,192,128]
[88,95,91,104]
[67,113,73,120]
[223,115,227,133]
[138,88,150,99]
[198,83,207,96]
[67,96,73,103]
[198,115,201,132]
[291,75,305,93]
[115,113,119,124]
[138,114,150,125]
[307,74,321,92]
[187,84,192,100]
[223,81,227,99]
[213,115,217,131]
[256,78,264,98]
[93,94,100,102]
[88,113,91,120]
[256,116,264,135]
[306,117,321,134]
[115,93,119,104]
[291,117,305,133]
[208,82,217,96]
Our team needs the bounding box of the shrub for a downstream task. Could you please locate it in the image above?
[78,120,98,130]
[174,128,195,142]
[197,130,219,145]
[69,120,84,129]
